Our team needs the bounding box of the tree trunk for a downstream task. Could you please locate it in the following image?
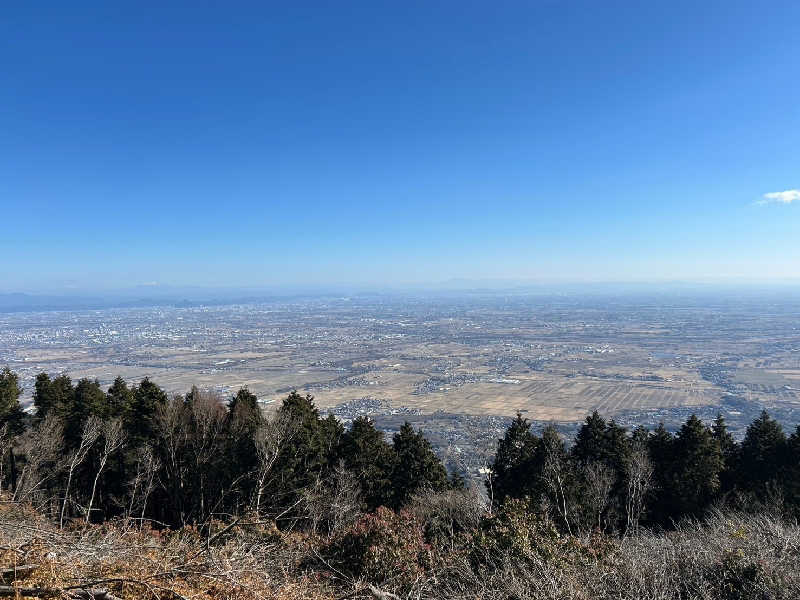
[60,466,75,529]
[8,447,17,493]
[86,454,108,524]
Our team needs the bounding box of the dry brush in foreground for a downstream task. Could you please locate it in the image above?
[0,493,798,600]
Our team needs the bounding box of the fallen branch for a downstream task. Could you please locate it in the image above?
[0,563,39,581]
[0,586,120,599]
[70,590,123,600]
[368,585,400,600]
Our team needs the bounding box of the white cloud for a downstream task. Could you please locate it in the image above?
[758,189,800,205]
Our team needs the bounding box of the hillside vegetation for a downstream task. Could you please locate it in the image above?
[0,367,799,598]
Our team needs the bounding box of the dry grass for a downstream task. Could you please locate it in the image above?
[429,510,800,600]
[0,498,798,600]
[0,501,329,599]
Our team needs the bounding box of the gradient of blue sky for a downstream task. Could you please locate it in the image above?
[2,1,799,291]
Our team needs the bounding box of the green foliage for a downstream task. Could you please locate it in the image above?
[572,411,608,465]
[784,426,800,517]
[127,377,168,446]
[227,387,259,419]
[669,415,724,517]
[713,413,738,494]
[106,376,133,419]
[603,420,631,474]
[488,412,539,504]
[739,410,787,496]
[33,373,74,421]
[10,364,800,552]
[571,414,630,528]
[65,378,106,447]
[0,367,25,434]
[279,392,338,473]
[391,422,449,509]
[268,392,343,519]
[225,387,263,504]
[472,497,615,570]
[338,416,396,510]
[713,413,736,459]
[473,497,561,562]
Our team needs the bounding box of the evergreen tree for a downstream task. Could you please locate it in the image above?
[270,392,339,516]
[648,423,673,468]
[277,391,332,476]
[225,387,263,509]
[228,387,259,417]
[14,364,800,534]
[571,413,629,530]
[631,425,649,445]
[33,373,74,421]
[604,420,631,474]
[391,422,448,509]
[319,414,345,469]
[669,415,723,518]
[106,377,134,419]
[0,367,25,435]
[647,422,675,524]
[489,413,539,505]
[0,368,24,493]
[739,410,787,498]
[338,416,396,510]
[784,425,800,517]
[65,379,106,448]
[127,377,168,446]
[33,373,54,420]
[712,413,738,495]
[183,388,230,523]
[712,413,736,457]
[103,378,135,517]
[572,411,608,465]
[226,387,262,448]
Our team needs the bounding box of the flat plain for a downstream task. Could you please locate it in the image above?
[2,291,799,438]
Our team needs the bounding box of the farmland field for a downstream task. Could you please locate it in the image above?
[2,290,799,436]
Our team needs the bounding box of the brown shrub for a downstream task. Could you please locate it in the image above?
[322,506,431,587]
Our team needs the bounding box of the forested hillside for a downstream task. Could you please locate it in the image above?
[0,366,799,599]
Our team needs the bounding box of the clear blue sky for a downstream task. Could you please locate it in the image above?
[2,1,799,292]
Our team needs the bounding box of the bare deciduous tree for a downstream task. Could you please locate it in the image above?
[327,462,362,535]
[446,436,496,515]
[126,443,160,526]
[253,411,295,518]
[14,414,64,505]
[301,461,362,537]
[584,460,614,532]
[155,394,191,525]
[86,418,126,524]
[0,424,12,491]
[625,441,653,535]
[185,390,228,522]
[542,431,573,535]
[410,485,487,551]
[60,416,101,529]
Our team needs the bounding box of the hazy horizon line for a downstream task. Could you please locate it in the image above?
[4,276,800,297]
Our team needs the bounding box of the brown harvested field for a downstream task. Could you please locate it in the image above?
[55,358,717,422]
[6,294,799,426]
[302,371,716,421]
[19,321,724,424]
